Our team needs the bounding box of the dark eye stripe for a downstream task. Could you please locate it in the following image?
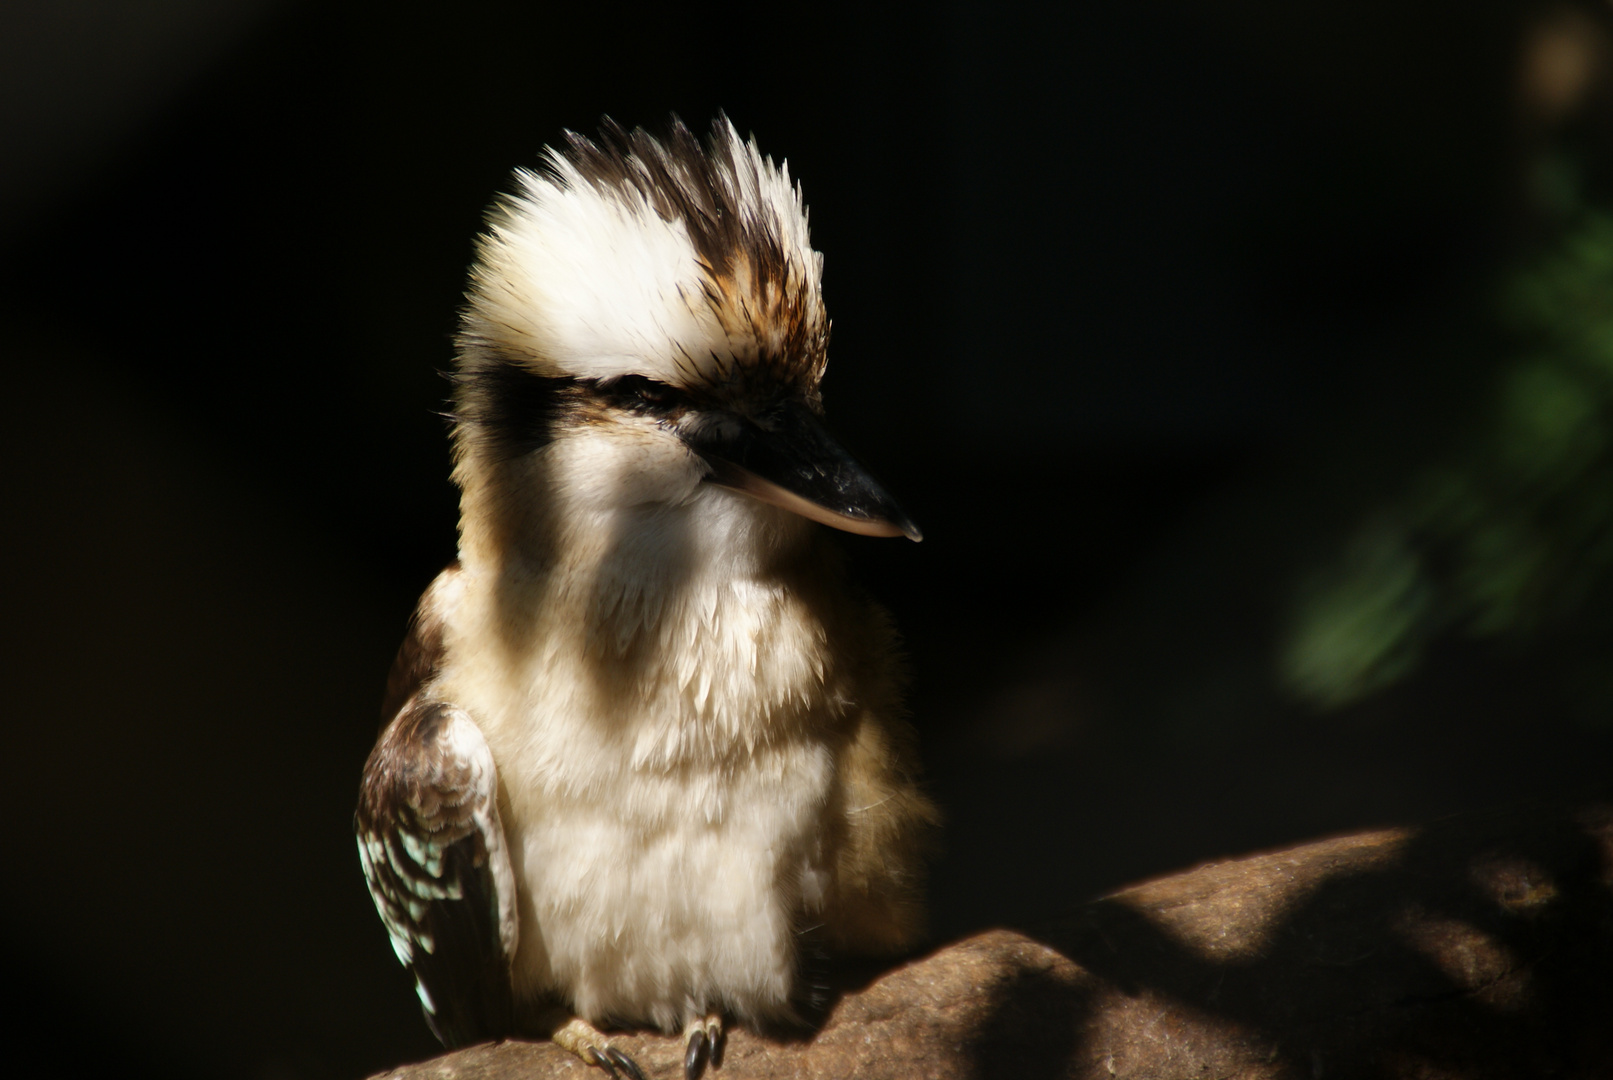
[457,362,580,462]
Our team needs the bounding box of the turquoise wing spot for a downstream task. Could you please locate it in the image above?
[388,931,413,965]
[400,829,431,868]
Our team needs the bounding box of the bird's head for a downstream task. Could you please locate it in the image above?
[450,117,920,566]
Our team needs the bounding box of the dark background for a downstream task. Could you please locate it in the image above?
[5,2,1613,1077]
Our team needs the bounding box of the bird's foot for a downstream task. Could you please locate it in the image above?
[681,1013,723,1080]
[550,1017,646,1080]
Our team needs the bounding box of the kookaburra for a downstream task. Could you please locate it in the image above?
[356,116,937,1080]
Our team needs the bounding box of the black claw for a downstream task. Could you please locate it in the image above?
[685,1029,709,1080]
[709,1025,725,1070]
[590,1047,621,1080]
[605,1046,646,1080]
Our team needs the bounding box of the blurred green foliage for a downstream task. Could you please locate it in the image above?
[1282,199,1613,715]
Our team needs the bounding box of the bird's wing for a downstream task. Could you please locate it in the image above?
[356,693,518,1047]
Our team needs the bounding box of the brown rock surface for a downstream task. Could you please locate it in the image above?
[372,800,1613,1079]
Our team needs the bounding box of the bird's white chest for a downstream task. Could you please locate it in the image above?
[508,741,833,1030]
[439,567,844,1031]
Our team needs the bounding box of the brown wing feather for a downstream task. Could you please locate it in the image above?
[356,699,515,1048]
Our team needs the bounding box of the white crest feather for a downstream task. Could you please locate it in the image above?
[460,118,827,390]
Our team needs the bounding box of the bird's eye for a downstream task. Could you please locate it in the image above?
[599,374,682,415]
[632,381,670,407]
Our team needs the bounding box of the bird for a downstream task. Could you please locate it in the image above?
[355,115,938,1080]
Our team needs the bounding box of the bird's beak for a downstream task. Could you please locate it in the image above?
[688,400,922,542]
